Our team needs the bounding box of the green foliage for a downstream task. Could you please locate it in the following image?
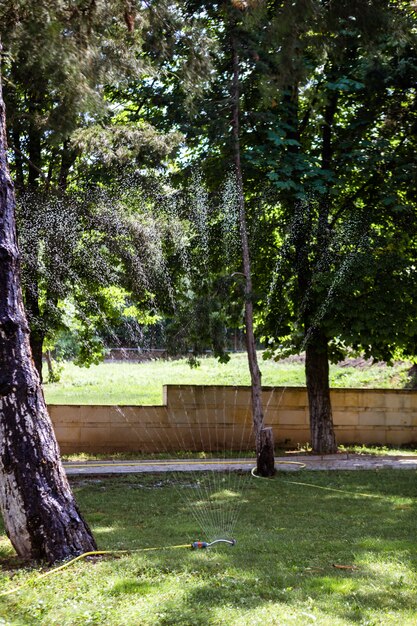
[70,123,183,169]
[2,0,417,379]
[17,187,178,367]
[0,0,213,371]
[251,1,417,363]
[165,273,241,364]
[160,174,242,362]
[0,0,210,187]
[155,1,417,374]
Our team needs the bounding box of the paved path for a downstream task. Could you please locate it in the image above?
[63,453,417,475]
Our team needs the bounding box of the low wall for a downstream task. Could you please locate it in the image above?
[49,385,417,454]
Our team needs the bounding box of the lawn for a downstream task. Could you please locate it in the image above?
[1,470,416,625]
[42,353,414,405]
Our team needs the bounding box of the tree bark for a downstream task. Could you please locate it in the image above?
[45,349,54,381]
[303,92,339,455]
[305,329,337,454]
[27,95,42,190]
[257,428,276,477]
[29,329,45,382]
[58,140,77,191]
[231,37,275,476]
[11,127,25,192]
[24,262,45,381]
[0,44,97,563]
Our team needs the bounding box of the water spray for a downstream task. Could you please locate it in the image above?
[191,538,236,549]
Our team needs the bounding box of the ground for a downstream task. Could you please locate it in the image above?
[0,468,416,625]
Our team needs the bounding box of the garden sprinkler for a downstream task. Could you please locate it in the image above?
[191,539,236,549]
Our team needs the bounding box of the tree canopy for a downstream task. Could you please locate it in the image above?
[1,0,417,451]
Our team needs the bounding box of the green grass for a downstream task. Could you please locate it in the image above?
[1,470,416,625]
[43,353,413,405]
[339,444,417,457]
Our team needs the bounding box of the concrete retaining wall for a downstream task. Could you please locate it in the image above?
[49,385,417,454]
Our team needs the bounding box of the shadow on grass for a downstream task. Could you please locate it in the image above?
[0,470,416,625]
[75,469,416,624]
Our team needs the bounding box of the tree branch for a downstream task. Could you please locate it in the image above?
[12,145,48,183]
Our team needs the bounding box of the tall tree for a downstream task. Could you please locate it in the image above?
[258,0,417,451]
[0,41,96,563]
[156,1,276,474]
[167,0,417,453]
[230,3,275,475]
[0,0,208,378]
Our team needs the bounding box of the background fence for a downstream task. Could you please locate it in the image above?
[49,385,417,454]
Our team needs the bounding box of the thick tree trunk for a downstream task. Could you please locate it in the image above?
[303,91,339,455]
[257,427,276,477]
[0,47,97,563]
[231,38,275,476]
[305,330,337,454]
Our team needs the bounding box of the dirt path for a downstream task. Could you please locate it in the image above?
[63,453,417,475]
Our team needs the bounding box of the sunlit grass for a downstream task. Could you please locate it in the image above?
[0,470,416,625]
[43,352,413,405]
[339,444,417,456]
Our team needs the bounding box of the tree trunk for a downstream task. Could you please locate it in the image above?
[25,86,45,380]
[303,91,339,455]
[24,271,44,381]
[45,350,54,381]
[27,95,42,190]
[0,45,97,563]
[257,428,276,477]
[29,330,45,382]
[11,127,25,192]
[305,330,337,454]
[231,37,275,476]
[58,139,77,191]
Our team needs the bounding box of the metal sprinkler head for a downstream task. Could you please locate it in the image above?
[191,539,236,550]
